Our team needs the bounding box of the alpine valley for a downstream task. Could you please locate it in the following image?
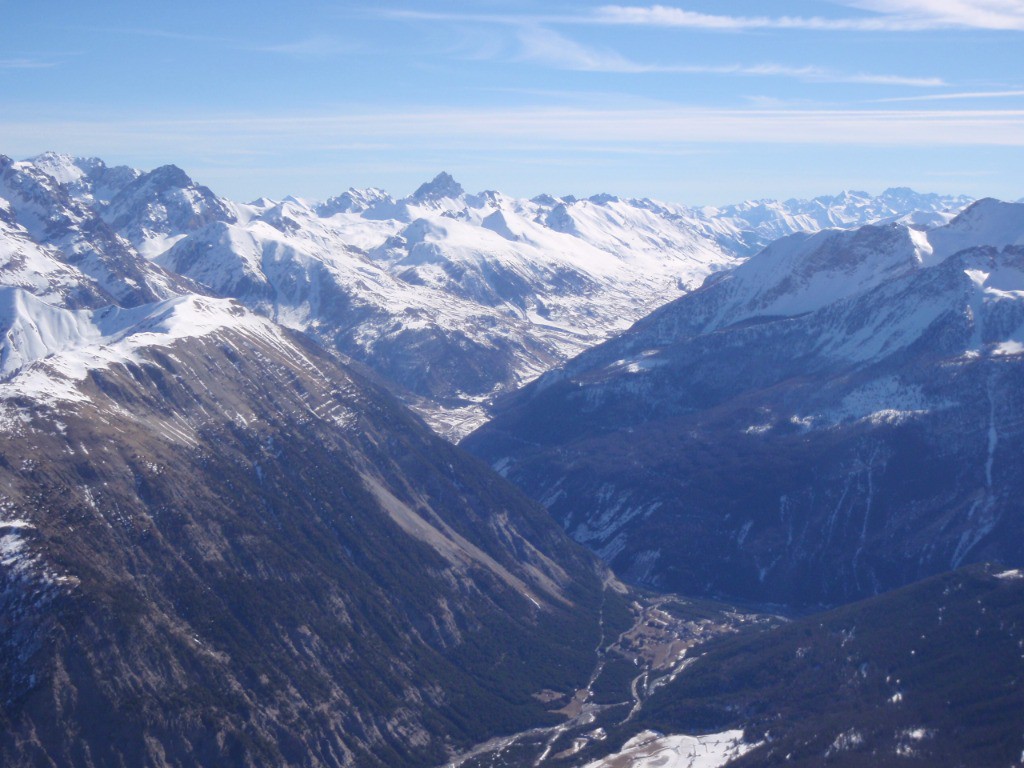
[2,151,1023,767]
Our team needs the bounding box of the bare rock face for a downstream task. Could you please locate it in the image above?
[101,164,238,251]
[0,297,613,767]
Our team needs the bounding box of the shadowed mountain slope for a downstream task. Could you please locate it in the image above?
[0,292,617,767]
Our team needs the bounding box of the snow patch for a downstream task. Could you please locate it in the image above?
[137,232,187,260]
[812,377,948,427]
[0,290,294,411]
[826,729,864,756]
[491,457,513,478]
[899,728,931,741]
[895,726,933,757]
[583,729,758,768]
[0,517,76,588]
[994,340,1024,356]
[995,569,1024,580]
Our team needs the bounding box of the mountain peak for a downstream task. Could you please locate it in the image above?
[27,151,95,188]
[30,150,77,166]
[957,196,1013,215]
[145,164,195,189]
[411,171,464,202]
[946,197,1024,231]
[881,186,919,196]
[929,198,1024,259]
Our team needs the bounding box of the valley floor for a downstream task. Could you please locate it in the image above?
[443,585,777,768]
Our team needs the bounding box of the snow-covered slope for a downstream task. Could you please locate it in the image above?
[0,201,110,308]
[101,163,238,258]
[466,200,1024,605]
[0,288,278,408]
[582,730,756,768]
[601,199,1024,355]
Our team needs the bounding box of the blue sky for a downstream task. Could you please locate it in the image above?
[2,0,1023,204]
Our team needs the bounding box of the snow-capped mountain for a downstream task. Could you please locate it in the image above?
[0,155,195,308]
[158,179,743,437]
[101,163,238,258]
[0,152,654,767]
[27,151,141,208]
[696,187,973,256]
[465,199,1024,606]
[0,153,973,438]
[0,151,1013,765]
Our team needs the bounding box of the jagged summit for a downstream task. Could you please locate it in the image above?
[411,171,464,202]
[316,186,392,217]
[102,164,238,256]
[140,163,194,189]
[814,189,871,205]
[26,152,89,185]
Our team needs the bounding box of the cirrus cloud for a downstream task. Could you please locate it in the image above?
[516,27,946,86]
[595,1,1024,31]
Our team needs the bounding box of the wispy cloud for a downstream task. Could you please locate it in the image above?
[595,1,1024,31]
[97,26,232,44]
[96,26,359,59]
[387,2,1024,32]
[516,27,647,72]
[515,28,945,86]
[847,0,1024,30]
[251,36,360,58]
[593,6,887,31]
[875,89,1024,102]
[0,58,60,69]
[738,66,945,87]
[4,107,1023,159]
[382,9,574,25]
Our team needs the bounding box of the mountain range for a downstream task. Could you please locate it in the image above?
[0,152,973,439]
[465,198,1024,606]
[2,150,1018,766]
